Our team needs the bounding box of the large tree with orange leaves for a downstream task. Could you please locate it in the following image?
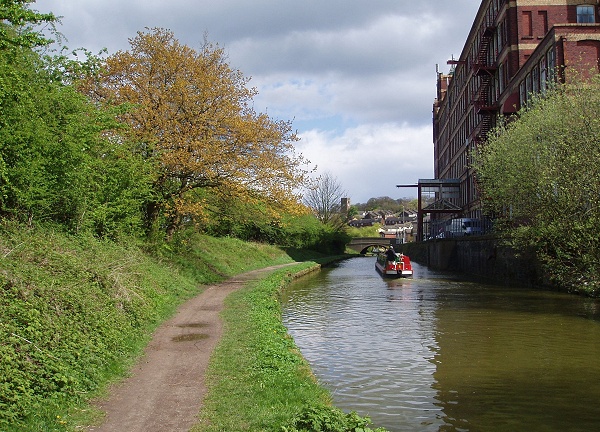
[84,28,310,237]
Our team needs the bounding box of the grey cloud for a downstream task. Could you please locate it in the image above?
[45,0,477,55]
[227,13,455,76]
[41,0,480,201]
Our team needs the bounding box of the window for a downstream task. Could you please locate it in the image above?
[577,5,595,23]
[539,11,548,35]
[496,20,503,51]
[540,58,547,93]
[547,49,556,81]
[523,11,533,37]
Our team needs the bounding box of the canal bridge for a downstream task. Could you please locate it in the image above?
[348,237,397,254]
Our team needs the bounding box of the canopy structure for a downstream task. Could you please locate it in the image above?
[397,179,461,242]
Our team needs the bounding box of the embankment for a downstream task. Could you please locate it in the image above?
[400,236,540,286]
[0,222,297,431]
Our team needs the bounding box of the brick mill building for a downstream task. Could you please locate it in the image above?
[429,0,600,236]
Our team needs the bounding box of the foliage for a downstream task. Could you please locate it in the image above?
[277,213,351,254]
[301,172,354,253]
[0,0,56,50]
[194,265,387,432]
[194,189,300,243]
[346,205,359,220]
[352,197,418,213]
[155,227,295,283]
[0,221,294,430]
[473,75,600,294]
[0,36,151,237]
[346,223,383,238]
[282,405,387,432]
[0,14,319,247]
[187,186,349,254]
[83,28,311,238]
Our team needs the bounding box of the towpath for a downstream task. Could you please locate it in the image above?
[87,263,297,432]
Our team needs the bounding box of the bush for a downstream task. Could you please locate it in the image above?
[474,75,600,295]
[282,405,387,432]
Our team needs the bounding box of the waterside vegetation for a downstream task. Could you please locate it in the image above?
[474,74,600,296]
[0,222,384,431]
[0,4,369,430]
[194,263,386,432]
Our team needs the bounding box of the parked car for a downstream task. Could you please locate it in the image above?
[445,218,483,237]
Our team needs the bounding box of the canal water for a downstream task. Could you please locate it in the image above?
[280,256,600,432]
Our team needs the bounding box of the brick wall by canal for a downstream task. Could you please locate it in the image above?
[399,237,541,287]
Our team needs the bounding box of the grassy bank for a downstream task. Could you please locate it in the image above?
[193,262,387,432]
[0,221,385,431]
[0,222,297,431]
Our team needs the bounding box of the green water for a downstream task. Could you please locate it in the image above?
[281,256,600,431]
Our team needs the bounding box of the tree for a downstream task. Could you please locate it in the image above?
[83,28,310,238]
[364,196,402,212]
[0,0,57,50]
[303,172,347,224]
[0,42,151,235]
[473,75,600,293]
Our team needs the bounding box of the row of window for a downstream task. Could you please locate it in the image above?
[519,47,556,107]
[441,52,557,162]
[438,2,569,177]
[435,2,595,212]
[435,0,505,185]
[522,5,595,39]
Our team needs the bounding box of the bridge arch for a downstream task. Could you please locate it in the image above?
[348,237,395,254]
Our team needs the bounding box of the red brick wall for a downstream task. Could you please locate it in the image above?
[514,4,589,66]
[564,38,600,79]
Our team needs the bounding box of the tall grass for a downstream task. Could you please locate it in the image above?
[0,221,294,431]
[193,264,327,431]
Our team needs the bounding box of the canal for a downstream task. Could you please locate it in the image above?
[280,256,600,432]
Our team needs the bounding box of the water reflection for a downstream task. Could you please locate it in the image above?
[281,256,600,431]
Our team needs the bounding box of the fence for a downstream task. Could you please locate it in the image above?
[424,217,493,241]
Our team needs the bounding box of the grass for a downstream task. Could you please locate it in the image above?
[193,263,328,431]
[192,261,387,432]
[0,221,296,431]
[0,220,383,431]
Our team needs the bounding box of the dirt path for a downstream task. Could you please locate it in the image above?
[87,263,297,432]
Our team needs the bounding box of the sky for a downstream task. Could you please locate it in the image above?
[40,0,480,204]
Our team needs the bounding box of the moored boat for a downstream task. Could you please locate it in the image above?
[375,251,413,277]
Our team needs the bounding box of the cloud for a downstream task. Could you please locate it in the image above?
[228,13,443,75]
[41,0,480,203]
[298,123,433,202]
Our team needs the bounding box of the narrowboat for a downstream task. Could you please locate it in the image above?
[375,252,413,277]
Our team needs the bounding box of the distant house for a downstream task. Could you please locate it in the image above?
[378,224,415,243]
[379,229,397,239]
[363,211,382,221]
[384,210,417,223]
[383,217,402,226]
[348,218,377,227]
[399,209,417,221]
